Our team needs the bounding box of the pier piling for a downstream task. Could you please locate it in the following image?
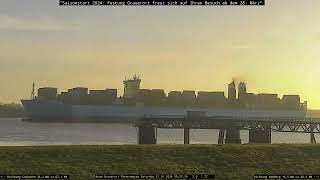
[249,129,271,144]
[184,126,190,144]
[310,124,317,144]
[218,129,225,144]
[248,123,271,144]
[138,125,157,144]
[225,122,241,144]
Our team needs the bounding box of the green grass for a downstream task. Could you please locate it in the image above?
[0,144,320,179]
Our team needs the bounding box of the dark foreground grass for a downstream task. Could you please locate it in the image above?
[0,144,320,179]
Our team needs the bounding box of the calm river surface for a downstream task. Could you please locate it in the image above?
[0,118,319,146]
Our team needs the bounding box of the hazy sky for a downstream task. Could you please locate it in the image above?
[0,0,320,109]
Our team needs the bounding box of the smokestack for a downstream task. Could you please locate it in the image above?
[238,81,247,100]
[228,81,236,100]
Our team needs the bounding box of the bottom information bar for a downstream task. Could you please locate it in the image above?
[254,175,320,179]
[94,174,215,179]
[0,175,69,179]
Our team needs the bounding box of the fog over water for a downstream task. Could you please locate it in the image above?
[0,115,319,146]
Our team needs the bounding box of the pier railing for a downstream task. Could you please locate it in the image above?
[138,115,320,133]
[136,114,320,144]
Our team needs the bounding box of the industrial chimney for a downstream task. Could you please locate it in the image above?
[228,81,236,100]
[238,81,247,100]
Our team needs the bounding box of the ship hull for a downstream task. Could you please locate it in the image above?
[21,100,307,122]
[22,100,72,119]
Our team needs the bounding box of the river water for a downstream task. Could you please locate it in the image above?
[0,118,319,146]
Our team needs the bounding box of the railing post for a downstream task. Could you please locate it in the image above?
[225,121,241,144]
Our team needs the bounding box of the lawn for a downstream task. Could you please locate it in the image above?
[0,144,319,179]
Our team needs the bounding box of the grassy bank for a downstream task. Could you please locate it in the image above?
[0,144,319,179]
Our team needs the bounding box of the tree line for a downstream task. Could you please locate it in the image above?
[0,103,26,117]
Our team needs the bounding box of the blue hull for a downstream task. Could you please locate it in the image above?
[21,100,72,119]
[22,100,307,121]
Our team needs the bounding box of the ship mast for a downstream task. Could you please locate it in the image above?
[31,82,35,100]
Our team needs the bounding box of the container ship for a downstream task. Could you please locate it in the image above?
[21,75,308,121]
